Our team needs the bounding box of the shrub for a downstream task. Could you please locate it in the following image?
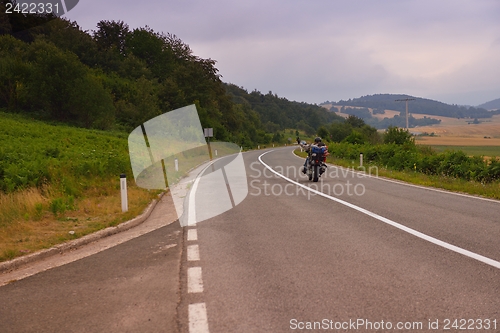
[384,126,414,145]
[327,140,500,184]
[484,159,500,182]
[342,131,366,145]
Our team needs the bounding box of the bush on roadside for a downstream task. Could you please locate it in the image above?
[326,139,500,184]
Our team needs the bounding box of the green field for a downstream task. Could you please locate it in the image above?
[0,111,133,195]
[0,111,158,262]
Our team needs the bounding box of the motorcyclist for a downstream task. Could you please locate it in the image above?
[301,137,328,174]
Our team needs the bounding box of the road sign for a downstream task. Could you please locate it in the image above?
[204,128,213,138]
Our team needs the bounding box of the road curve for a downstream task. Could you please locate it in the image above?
[1,146,498,332]
[178,146,499,332]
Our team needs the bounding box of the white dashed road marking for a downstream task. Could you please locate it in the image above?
[187,266,204,294]
[189,303,210,333]
[187,229,198,241]
[186,227,209,332]
[187,245,200,261]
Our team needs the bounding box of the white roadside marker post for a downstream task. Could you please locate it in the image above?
[360,153,363,168]
[120,174,128,212]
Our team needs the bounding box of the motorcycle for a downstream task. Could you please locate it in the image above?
[304,145,327,182]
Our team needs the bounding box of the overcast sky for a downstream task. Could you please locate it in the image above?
[64,0,500,106]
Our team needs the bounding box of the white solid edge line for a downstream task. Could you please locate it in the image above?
[186,152,244,226]
[187,161,216,225]
[261,150,500,269]
[187,267,204,293]
[290,147,500,204]
[189,303,210,333]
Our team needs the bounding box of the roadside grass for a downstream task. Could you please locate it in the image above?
[295,149,500,200]
[0,111,163,262]
[0,177,160,263]
[0,111,253,263]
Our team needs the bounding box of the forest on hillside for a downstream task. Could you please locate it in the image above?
[334,106,441,129]
[225,84,344,136]
[328,94,497,119]
[477,98,500,111]
[0,1,341,147]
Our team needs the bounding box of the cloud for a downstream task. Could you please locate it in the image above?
[64,0,500,104]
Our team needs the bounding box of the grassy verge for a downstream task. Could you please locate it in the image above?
[0,112,162,262]
[0,183,160,262]
[295,149,500,200]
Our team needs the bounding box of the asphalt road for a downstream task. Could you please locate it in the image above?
[0,194,183,333]
[178,147,499,332]
[1,146,499,333]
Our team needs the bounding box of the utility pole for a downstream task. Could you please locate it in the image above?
[395,98,415,130]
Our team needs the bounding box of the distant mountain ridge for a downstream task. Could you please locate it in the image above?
[325,94,498,119]
[477,98,500,111]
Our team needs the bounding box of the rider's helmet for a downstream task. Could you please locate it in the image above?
[314,137,322,143]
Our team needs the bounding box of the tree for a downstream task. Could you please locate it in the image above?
[0,35,29,110]
[91,20,131,73]
[342,131,366,145]
[126,27,171,75]
[24,40,87,120]
[112,76,161,128]
[383,126,414,145]
[0,1,12,35]
[22,39,115,128]
[297,120,315,136]
[306,110,321,129]
[272,132,283,143]
[1,0,56,42]
[42,18,100,68]
[329,121,352,142]
[1,15,348,148]
[70,71,115,129]
[93,20,129,55]
[345,115,365,128]
[317,126,329,141]
[359,124,381,144]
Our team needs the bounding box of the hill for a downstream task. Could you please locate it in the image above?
[477,98,500,111]
[0,9,338,149]
[225,84,344,136]
[327,94,495,119]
